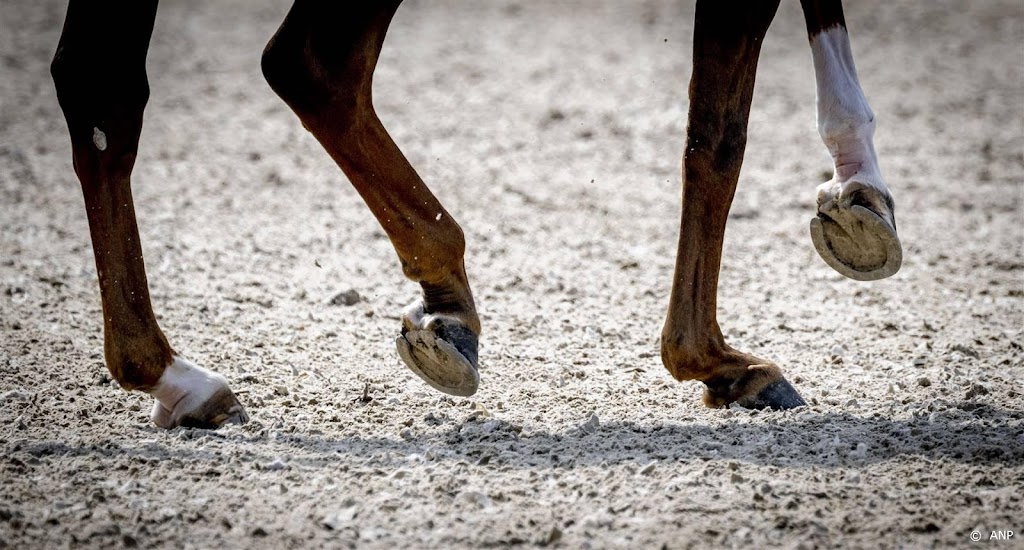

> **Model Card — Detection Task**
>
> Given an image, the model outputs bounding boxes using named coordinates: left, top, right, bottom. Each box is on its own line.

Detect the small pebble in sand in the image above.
left=917, top=377, right=931, bottom=387
left=457, top=491, right=492, bottom=509
left=322, top=507, right=357, bottom=531
left=966, top=383, right=989, bottom=399
left=579, top=412, right=600, bottom=434
left=546, top=526, right=563, bottom=545
left=830, top=345, right=845, bottom=357
left=0, top=390, right=29, bottom=402
left=264, top=458, right=288, bottom=471
left=849, top=442, right=869, bottom=459
left=329, top=289, right=361, bottom=306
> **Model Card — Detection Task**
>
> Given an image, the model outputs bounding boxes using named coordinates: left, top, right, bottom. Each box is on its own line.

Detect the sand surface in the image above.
left=1, top=1, right=1022, bottom=548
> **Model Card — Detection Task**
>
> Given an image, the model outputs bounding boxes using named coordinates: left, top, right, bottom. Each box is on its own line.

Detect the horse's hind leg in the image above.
left=262, top=1, right=481, bottom=396
left=51, top=0, right=247, bottom=428
left=661, top=0, right=806, bottom=409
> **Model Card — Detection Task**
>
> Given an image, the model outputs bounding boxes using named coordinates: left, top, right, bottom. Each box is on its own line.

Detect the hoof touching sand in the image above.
left=735, top=378, right=807, bottom=410
left=150, top=356, right=249, bottom=429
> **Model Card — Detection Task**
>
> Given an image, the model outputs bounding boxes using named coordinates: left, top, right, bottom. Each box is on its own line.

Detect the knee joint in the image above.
left=261, top=34, right=368, bottom=127
left=51, top=50, right=150, bottom=129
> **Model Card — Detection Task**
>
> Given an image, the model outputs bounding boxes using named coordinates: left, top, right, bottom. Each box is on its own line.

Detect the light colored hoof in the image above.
left=150, top=356, right=249, bottom=429
left=397, top=300, right=480, bottom=397
left=810, top=182, right=902, bottom=281
left=396, top=329, right=479, bottom=397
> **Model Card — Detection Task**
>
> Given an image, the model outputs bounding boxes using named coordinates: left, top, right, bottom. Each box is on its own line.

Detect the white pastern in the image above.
left=401, top=300, right=427, bottom=331
left=401, top=300, right=464, bottom=333
left=150, top=355, right=230, bottom=428
left=810, top=27, right=890, bottom=199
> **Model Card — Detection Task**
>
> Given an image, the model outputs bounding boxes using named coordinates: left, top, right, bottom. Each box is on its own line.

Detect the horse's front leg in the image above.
left=660, top=0, right=806, bottom=409
left=51, top=0, right=247, bottom=428
left=802, top=0, right=902, bottom=281
left=262, top=1, right=481, bottom=396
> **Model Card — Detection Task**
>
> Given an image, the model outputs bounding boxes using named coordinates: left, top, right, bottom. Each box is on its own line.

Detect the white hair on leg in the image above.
left=150, top=356, right=235, bottom=428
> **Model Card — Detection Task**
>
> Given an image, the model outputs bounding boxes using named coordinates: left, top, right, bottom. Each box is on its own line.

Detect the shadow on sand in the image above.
left=16, top=402, right=1024, bottom=471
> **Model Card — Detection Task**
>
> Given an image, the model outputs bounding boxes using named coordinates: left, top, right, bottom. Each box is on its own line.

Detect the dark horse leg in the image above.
left=660, top=0, right=806, bottom=409
left=51, top=0, right=247, bottom=428
left=262, top=1, right=482, bottom=396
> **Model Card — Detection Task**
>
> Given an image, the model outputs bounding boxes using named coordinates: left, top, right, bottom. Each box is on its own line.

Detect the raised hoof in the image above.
left=396, top=304, right=480, bottom=397
left=810, top=182, right=902, bottom=281
left=150, top=356, right=249, bottom=429
left=734, top=378, right=807, bottom=410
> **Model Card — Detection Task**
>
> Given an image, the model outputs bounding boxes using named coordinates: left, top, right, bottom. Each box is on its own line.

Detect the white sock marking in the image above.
left=810, top=27, right=889, bottom=197
left=150, top=355, right=228, bottom=426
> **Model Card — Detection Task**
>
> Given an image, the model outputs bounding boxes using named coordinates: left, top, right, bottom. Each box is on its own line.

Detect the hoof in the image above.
left=810, top=180, right=902, bottom=281
left=150, top=356, right=249, bottom=429
left=396, top=302, right=479, bottom=397
left=734, top=378, right=806, bottom=410
left=703, top=363, right=805, bottom=410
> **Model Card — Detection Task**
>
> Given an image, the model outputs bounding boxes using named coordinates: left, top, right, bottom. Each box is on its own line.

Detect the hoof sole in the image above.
left=810, top=204, right=902, bottom=281
left=396, top=328, right=479, bottom=397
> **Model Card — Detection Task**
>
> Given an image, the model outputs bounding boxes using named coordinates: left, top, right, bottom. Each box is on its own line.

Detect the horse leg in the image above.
left=51, top=0, right=247, bottom=428
left=262, top=1, right=481, bottom=396
left=660, top=0, right=806, bottom=409
left=802, top=0, right=902, bottom=280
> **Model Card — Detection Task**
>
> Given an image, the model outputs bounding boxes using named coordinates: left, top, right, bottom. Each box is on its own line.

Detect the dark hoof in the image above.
left=735, top=378, right=807, bottom=410
left=152, top=387, right=249, bottom=429
left=397, top=319, right=479, bottom=397
left=178, top=388, right=250, bottom=429
left=150, top=356, right=250, bottom=429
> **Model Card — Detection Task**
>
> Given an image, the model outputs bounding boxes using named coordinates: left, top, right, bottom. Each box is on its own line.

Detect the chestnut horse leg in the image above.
left=802, top=0, right=901, bottom=280
left=52, top=0, right=247, bottom=428
left=262, top=1, right=481, bottom=396
left=661, top=0, right=806, bottom=409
